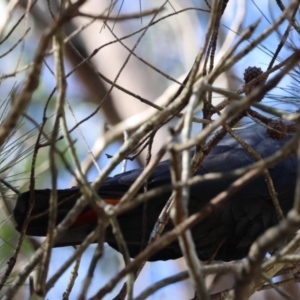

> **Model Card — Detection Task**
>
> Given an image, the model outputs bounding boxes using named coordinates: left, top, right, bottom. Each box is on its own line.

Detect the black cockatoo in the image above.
left=13, top=123, right=297, bottom=261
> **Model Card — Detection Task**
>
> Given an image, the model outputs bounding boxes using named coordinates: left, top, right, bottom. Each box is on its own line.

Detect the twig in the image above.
left=36, top=21, right=67, bottom=295
left=172, top=95, right=208, bottom=299
left=79, top=6, right=164, bottom=21
left=62, top=253, right=81, bottom=300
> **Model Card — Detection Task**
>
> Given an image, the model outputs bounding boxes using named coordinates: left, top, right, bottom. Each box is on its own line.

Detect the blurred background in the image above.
left=0, top=0, right=299, bottom=299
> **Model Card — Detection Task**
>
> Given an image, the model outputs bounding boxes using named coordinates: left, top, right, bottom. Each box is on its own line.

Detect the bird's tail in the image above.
left=13, top=188, right=119, bottom=246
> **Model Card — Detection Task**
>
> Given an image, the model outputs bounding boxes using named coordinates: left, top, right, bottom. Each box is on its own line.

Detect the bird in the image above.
left=13, top=123, right=297, bottom=262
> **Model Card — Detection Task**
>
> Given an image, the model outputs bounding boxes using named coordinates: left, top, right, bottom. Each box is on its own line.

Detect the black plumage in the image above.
left=13, top=123, right=297, bottom=261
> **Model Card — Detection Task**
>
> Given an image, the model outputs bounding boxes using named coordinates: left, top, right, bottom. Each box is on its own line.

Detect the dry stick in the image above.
left=89, top=133, right=298, bottom=299
left=109, top=211, right=135, bottom=300
left=144, top=129, right=191, bottom=244
left=0, top=178, right=20, bottom=195
left=141, top=130, right=156, bottom=252
left=201, top=84, right=242, bottom=100
left=113, top=132, right=160, bottom=300
left=106, top=24, right=181, bottom=85
left=126, top=113, right=185, bottom=163
left=1, top=9, right=96, bottom=286
left=202, top=0, right=220, bottom=74
left=134, top=263, right=240, bottom=300
left=275, top=0, right=300, bottom=35
left=276, top=0, right=285, bottom=11
left=275, top=263, right=300, bottom=275
left=0, top=0, right=37, bottom=46
left=251, top=102, right=295, bottom=121
left=192, top=0, right=220, bottom=171
left=253, top=233, right=300, bottom=295
left=52, top=34, right=103, bottom=299
left=134, top=271, right=189, bottom=300
left=267, top=5, right=298, bottom=71
left=211, top=19, right=260, bottom=80
left=246, top=108, right=273, bottom=126
left=265, top=236, right=300, bottom=268
left=261, top=273, right=294, bottom=300
left=2, top=11, right=102, bottom=300
left=0, top=0, right=22, bottom=39
left=0, top=28, right=30, bottom=59
left=78, top=6, right=164, bottom=21
left=232, top=211, right=300, bottom=300
left=0, top=63, right=32, bottom=80
left=13, top=0, right=31, bottom=71
left=36, top=27, right=67, bottom=295
left=110, top=6, right=176, bottom=299
left=209, top=0, right=228, bottom=74
left=98, top=71, right=209, bottom=125
left=259, top=277, right=300, bottom=292
left=78, top=224, right=106, bottom=300
left=62, top=253, right=81, bottom=300
left=173, top=95, right=208, bottom=300
left=203, top=0, right=228, bottom=121
left=46, top=225, right=102, bottom=292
